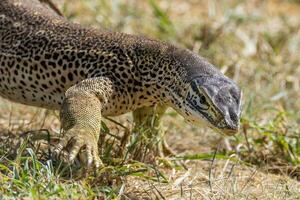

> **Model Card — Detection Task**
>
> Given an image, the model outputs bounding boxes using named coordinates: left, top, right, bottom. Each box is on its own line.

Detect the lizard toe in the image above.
left=86, top=146, right=93, bottom=168
left=91, top=143, right=102, bottom=168
left=53, top=134, right=73, bottom=159
left=68, top=140, right=83, bottom=163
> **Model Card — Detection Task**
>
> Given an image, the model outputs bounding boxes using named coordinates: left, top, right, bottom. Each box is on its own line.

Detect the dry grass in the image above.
left=1, top=0, right=300, bottom=199
left=1, top=99, right=299, bottom=199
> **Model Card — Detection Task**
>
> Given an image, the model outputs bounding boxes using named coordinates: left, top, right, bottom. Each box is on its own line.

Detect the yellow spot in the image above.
left=13, top=2, right=22, bottom=7
left=13, top=22, right=21, bottom=27
left=36, top=30, right=46, bottom=35
left=52, top=19, right=62, bottom=24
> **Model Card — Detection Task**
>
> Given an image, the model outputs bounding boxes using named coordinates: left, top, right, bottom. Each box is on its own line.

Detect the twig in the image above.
left=150, top=181, right=166, bottom=200
left=240, top=168, right=258, bottom=193
left=208, top=144, right=219, bottom=192
left=243, top=123, right=252, bottom=153
left=105, top=117, right=128, bottom=130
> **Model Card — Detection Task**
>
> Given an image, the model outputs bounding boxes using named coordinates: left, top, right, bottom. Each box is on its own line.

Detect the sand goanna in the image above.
left=0, top=0, right=242, bottom=168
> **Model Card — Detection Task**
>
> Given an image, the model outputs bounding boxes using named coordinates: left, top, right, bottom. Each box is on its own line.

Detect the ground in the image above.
left=0, top=0, right=300, bottom=199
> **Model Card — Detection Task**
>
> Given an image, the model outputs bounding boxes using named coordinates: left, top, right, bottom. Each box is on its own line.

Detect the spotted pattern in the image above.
left=0, top=1, right=179, bottom=112
left=0, top=0, right=242, bottom=133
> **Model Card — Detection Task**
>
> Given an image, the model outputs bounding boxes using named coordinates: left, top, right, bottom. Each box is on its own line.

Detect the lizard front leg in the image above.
left=54, top=77, right=113, bottom=168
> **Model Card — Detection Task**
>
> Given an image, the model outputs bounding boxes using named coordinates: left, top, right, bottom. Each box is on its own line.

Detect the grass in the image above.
left=1, top=0, right=300, bottom=199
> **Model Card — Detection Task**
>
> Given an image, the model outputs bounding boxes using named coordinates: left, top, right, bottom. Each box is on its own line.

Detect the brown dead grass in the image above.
left=126, top=161, right=300, bottom=199
left=1, top=0, right=300, bottom=199
left=1, top=97, right=299, bottom=199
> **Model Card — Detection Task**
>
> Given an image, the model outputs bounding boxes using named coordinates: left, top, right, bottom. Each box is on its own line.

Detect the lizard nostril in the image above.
left=230, top=112, right=238, bottom=124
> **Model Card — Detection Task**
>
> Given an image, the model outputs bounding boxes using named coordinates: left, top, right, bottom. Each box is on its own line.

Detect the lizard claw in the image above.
left=53, top=129, right=103, bottom=169
left=84, top=138, right=103, bottom=168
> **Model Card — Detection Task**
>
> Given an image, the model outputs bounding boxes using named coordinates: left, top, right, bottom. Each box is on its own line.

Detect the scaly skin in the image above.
left=0, top=0, right=242, bottom=168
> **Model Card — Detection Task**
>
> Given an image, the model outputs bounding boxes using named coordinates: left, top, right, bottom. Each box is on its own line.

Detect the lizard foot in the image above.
left=160, top=137, right=176, bottom=157
left=53, top=127, right=103, bottom=169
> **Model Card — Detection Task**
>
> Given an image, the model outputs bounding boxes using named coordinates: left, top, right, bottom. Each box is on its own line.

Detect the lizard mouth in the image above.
left=207, top=126, right=237, bottom=136
left=222, top=127, right=239, bottom=135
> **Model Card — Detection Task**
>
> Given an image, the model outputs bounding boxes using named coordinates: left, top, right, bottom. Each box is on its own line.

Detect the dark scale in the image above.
left=0, top=0, right=242, bottom=168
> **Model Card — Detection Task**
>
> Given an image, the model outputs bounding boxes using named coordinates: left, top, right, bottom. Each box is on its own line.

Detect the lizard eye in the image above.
left=199, top=95, right=206, bottom=104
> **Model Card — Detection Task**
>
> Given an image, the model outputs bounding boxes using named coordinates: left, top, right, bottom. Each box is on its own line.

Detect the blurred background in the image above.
left=0, top=0, right=300, bottom=199
left=57, top=0, right=300, bottom=174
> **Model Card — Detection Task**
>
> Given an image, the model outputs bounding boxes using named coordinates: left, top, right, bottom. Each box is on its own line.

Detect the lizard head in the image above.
left=181, top=75, right=242, bottom=135
left=169, top=49, right=242, bottom=135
